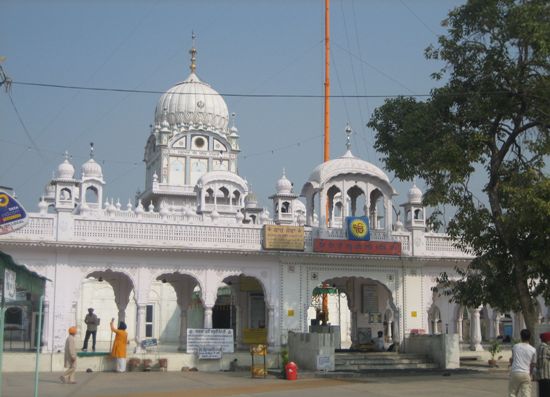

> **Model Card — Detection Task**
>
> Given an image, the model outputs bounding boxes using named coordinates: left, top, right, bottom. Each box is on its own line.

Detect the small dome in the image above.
left=408, top=183, right=423, bottom=204
left=245, top=191, right=258, bottom=208
left=276, top=170, right=292, bottom=194
left=44, top=183, right=55, bottom=199
left=81, top=158, right=103, bottom=179
left=155, top=72, right=229, bottom=134
left=57, top=158, right=75, bottom=179
left=303, top=150, right=393, bottom=192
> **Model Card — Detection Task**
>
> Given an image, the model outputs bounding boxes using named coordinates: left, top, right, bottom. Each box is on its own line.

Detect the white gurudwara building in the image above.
left=1, top=44, right=548, bottom=371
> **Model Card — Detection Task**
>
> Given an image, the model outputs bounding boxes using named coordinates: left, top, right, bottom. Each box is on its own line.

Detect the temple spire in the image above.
left=189, top=31, right=197, bottom=74
left=345, top=123, right=352, bottom=151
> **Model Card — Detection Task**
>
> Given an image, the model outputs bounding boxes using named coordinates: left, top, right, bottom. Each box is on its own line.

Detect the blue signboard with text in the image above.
left=0, top=191, right=28, bottom=235
left=346, top=216, right=370, bottom=241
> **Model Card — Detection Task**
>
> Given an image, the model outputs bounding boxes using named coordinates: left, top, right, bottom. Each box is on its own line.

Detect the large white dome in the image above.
left=155, top=72, right=229, bottom=134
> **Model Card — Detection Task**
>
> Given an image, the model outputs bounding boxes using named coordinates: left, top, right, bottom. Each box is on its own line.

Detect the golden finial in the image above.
left=189, top=31, right=197, bottom=73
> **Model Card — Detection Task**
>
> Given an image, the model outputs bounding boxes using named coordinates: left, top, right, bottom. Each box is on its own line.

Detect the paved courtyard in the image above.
left=1, top=369, right=540, bottom=397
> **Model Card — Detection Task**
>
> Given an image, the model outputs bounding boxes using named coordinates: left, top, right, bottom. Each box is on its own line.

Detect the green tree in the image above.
left=368, top=0, right=550, bottom=341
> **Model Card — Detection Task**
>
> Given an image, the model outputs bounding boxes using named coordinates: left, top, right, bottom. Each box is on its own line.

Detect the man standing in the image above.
left=82, top=307, right=99, bottom=352
left=509, top=328, right=536, bottom=397
left=60, top=326, right=77, bottom=384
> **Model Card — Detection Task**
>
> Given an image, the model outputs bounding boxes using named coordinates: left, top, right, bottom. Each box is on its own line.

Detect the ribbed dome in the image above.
left=81, top=158, right=103, bottom=179
left=155, top=73, right=229, bottom=134
left=408, top=183, right=423, bottom=204
left=57, top=158, right=75, bottom=179
left=245, top=191, right=258, bottom=208
left=307, top=150, right=390, bottom=186
left=276, top=170, right=292, bottom=194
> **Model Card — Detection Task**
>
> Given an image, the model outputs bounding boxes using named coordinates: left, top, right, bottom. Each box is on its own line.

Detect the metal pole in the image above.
left=33, top=295, right=44, bottom=397
left=0, top=303, right=5, bottom=397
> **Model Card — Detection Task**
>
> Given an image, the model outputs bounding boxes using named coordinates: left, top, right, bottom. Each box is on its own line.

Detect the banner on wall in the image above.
left=346, top=216, right=370, bottom=241
left=0, top=191, right=28, bottom=235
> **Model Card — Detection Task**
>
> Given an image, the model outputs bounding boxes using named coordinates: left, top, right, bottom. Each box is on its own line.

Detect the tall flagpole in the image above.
left=324, top=0, right=330, bottom=162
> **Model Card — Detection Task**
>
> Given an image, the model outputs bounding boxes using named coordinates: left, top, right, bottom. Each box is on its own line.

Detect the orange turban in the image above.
left=68, top=326, right=77, bottom=335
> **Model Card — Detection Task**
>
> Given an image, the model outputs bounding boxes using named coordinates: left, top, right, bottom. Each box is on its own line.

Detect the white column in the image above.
left=135, top=304, right=147, bottom=352
left=491, top=313, right=501, bottom=339
left=387, top=320, right=393, bottom=341
left=178, top=308, right=188, bottom=351
left=319, top=188, right=327, bottom=227
left=457, top=316, right=463, bottom=342
left=41, top=300, right=50, bottom=353
left=267, top=307, right=275, bottom=348
left=469, top=307, right=483, bottom=351
left=204, top=306, right=213, bottom=329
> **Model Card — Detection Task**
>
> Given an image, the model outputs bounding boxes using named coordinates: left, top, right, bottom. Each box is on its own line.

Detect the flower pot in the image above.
left=143, top=359, right=153, bottom=371
left=128, top=358, right=141, bottom=372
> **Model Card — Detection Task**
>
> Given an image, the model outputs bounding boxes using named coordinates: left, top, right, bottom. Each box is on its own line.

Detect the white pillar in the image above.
left=387, top=320, right=393, bottom=341
left=457, top=310, right=463, bottom=342
left=267, top=307, right=275, bottom=348
left=469, top=307, right=483, bottom=351
left=491, top=313, right=501, bottom=339
left=41, top=300, right=50, bottom=353
left=204, top=306, right=213, bottom=329
left=135, top=304, right=147, bottom=352
left=178, top=308, right=188, bottom=351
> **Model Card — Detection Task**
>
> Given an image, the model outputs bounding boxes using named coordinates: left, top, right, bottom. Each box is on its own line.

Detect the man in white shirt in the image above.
left=373, top=331, right=386, bottom=352
left=509, top=328, right=537, bottom=397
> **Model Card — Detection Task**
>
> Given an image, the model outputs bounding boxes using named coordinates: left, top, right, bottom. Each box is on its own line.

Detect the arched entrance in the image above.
left=307, top=276, right=398, bottom=351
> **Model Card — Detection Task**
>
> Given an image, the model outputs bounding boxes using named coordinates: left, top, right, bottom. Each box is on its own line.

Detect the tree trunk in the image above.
left=515, top=265, right=538, bottom=345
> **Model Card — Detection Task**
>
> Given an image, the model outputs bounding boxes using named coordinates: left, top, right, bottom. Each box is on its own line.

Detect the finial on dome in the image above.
left=63, top=150, right=69, bottom=161
left=89, top=142, right=95, bottom=159
left=231, top=112, right=236, bottom=128
left=189, top=31, right=197, bottom=74
left=345, top=123, right=352, bottom=151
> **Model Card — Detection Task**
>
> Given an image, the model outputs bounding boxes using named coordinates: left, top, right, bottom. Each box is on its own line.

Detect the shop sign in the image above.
left=0, top=191, right=28, bottom=235
left=313, top=239, right=401, bottom=256
left=263, top=225, right=304, bottom=251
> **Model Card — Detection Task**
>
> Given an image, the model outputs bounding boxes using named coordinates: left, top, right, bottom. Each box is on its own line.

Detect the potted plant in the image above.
left=488, top=340, right=502, bottom=367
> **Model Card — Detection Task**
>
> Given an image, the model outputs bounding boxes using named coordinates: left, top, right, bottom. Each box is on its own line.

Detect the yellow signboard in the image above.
left=287, top=309, right=295, bottom=317
left=411, top=311, right=417, bottom=318
left=263, top=225, right=305, bottom=251
left=243, top=328, right=267, bottom=344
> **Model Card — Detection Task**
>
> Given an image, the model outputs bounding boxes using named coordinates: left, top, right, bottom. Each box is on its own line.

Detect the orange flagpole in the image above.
left=324, top=0, right=330, bottom=162
left=324, top=0, right=331, bottom=225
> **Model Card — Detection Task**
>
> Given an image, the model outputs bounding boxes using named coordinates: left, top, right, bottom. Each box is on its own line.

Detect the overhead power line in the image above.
left=11, top=80, right=516, bottom=99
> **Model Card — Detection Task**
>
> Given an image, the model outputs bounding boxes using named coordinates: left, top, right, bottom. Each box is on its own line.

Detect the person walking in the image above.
left=509, top=328, right=537, bottom=397
left=110, top=318, right=128, bottom=372
left=82, top=307, right=99, bottom=352
left=60, top=326, right=77, bottom=384
left=537, top=332, right=550, bottom=397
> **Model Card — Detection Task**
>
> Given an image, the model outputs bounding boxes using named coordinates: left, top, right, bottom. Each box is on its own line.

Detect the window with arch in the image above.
left=60, top=188, right=71, bottom=200
left=85, top=186, right=98, bottom=203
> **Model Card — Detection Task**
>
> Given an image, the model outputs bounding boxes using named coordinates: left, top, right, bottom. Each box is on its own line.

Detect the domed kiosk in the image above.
left=301, top=126, right=396, bottom=235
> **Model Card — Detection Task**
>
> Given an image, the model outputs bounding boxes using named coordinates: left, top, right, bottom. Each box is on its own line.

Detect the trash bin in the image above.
left=285, top=361, right=297, bottom=380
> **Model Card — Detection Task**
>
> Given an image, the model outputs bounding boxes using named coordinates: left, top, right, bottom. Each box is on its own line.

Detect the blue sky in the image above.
left=1, top=0, right=465, bottom=218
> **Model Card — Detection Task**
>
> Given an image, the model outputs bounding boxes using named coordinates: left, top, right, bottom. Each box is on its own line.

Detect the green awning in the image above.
left=0, top=251, right=48, bottom=298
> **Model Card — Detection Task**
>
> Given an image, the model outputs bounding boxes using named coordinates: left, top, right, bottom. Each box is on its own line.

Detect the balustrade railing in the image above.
left=0, top=212, right=471, bottom=258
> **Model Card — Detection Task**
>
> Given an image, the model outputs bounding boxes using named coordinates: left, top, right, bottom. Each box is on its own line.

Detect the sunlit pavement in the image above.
left=2, top=369, right=539, bottom=397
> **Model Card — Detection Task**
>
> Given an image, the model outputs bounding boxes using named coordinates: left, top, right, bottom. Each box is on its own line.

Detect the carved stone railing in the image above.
left=0, top=212, right=471, bottom=258
left=425, top=234, right=470, bottom=257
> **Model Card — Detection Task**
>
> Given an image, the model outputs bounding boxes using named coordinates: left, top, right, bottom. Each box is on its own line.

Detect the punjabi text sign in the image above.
left=186, top=328, right=234, bottom=354
left=313, top=239, right=401, bottom=256
left=263, top=225, right=304, bottom=251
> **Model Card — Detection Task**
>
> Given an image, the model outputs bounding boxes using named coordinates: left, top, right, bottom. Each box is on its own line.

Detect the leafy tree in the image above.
left=368, top=0, right=550, bottom=341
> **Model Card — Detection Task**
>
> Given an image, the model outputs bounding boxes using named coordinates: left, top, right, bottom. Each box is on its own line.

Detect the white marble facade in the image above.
left=2, top=45, right=547, bottom=355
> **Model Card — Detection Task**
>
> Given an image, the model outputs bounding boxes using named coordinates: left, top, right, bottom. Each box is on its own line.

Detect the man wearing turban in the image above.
left=60, top=326, right=77, bottom=384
